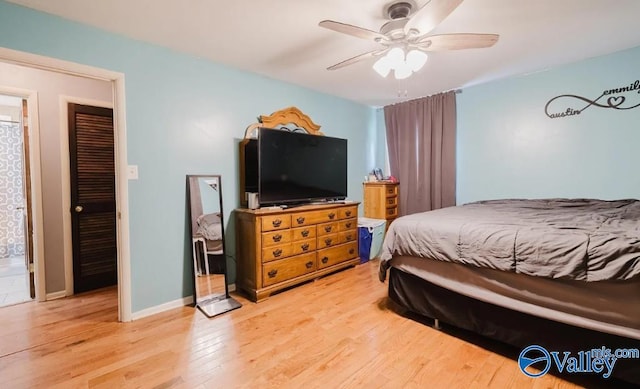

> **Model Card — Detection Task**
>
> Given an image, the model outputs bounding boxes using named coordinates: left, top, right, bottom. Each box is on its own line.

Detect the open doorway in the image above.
left=0, top=47, right=132, bottom=321
left=0, top=94, right=33, bottom=307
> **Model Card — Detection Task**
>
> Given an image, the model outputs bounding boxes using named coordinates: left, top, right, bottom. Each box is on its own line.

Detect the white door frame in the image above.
left=0, top=86, right=45, bottom=303
left=0, top=47, right=132, bottom=322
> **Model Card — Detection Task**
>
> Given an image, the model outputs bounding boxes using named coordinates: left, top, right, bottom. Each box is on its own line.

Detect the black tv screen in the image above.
left=258, top=128, right=347, bottom=206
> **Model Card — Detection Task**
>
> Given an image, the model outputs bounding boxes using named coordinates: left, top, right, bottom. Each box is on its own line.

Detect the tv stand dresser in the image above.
left=235, top=203, right=359, bottom=302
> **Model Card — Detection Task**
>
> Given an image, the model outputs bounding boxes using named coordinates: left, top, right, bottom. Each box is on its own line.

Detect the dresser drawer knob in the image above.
left=346, top=235, right=352, bottom=241
left=305, top=261, right=313, bottom=269
left=324, top=238, right=332, bottom=246
left=273, top=248, right=283, bottom=257
left=349, top=248, right=355, bottom=255
left=296, top=216, right=305, bottom=224
left=301, top=243, right=310, bottom=251
left=321, top=257, right=329, bottom=264
left=301, top=229, right=310, bottom=237
left=345, top=210, right=352, bottom=217
left=272, top=219, right=282, bottom=227
left=328, top=212, right=336, bottom=220
left=272, top=234, right=282, bottom=242
left=345, top=222, right=352, bottom=228
left=268, top=269, right=278, bottom=278
left=324, top=226, right=332, bottom=233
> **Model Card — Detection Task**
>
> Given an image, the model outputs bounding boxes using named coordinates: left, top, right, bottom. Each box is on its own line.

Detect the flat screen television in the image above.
left=256, top=127, right=347, bottom=206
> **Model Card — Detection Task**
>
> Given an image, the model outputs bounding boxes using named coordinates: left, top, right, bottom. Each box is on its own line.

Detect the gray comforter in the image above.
left=379, top=199, right=640, bottom=282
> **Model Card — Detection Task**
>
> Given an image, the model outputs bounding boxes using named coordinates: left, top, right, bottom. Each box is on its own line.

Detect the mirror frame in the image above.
left=186, top=174, right=241, bottom=317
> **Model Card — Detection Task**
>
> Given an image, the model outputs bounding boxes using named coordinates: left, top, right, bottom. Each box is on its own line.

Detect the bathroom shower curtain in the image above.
left=0, top=120, right=25, bottom=258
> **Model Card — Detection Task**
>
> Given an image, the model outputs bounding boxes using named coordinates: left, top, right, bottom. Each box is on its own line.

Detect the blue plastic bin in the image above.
left=358, top=217, right=386, bottom=263
left=358, top=227, right=372, bottom=263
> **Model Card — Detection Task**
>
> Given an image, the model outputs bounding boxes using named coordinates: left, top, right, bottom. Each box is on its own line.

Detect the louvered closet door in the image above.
left=68, top=104, right=117, bottom=293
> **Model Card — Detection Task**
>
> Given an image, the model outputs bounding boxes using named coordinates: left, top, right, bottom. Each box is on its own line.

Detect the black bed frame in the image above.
left=388, top=267, right=640, bottom=386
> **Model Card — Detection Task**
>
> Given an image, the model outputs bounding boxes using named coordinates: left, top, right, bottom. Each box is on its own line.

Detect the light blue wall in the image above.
left=197, top=177, right=220, bottom=216
left=0, top=1, right=376, bottom=313
left=457, top=45, right=640, bottom=204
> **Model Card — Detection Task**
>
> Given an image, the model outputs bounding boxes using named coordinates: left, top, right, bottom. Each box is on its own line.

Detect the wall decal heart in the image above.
left=607, top=96, right=625, bottom=107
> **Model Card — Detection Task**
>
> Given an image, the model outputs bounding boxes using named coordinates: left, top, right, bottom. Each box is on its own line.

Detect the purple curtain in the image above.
left=384, top=91, right=456, bottom=216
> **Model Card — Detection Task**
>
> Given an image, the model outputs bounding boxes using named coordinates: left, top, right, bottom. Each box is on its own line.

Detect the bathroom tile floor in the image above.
left=0, top=256, right=31, bottom=307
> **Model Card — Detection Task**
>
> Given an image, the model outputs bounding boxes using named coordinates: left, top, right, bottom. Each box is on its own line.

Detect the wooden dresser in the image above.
left=235, top=203, right=360, bottom=302
left=363, top=181, right=399, bottom=230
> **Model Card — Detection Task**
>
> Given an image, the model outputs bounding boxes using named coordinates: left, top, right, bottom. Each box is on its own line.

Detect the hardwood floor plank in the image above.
left=0, top=260, right=624, bottom=388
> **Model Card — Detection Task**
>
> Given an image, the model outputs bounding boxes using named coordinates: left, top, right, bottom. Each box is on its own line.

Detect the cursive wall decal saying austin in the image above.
left=545, top=79, right=640, bottom=119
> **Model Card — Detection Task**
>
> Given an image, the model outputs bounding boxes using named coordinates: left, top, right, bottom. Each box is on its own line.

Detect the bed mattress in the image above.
left=390, top=256, right=640, bottom=340
left=380, top=199, right=640, bottom=282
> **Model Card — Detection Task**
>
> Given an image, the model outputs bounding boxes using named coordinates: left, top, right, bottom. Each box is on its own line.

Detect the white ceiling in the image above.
left=7, top=0, right=640, bottom=106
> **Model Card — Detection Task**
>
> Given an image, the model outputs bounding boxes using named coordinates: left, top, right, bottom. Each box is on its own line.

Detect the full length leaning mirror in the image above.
left=187, top=175, right=241, bottom=317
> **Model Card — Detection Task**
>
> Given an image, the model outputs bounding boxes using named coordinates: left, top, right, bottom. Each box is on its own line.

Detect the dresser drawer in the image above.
left=385, top=196, right=398, bottom=207
left=339, top=230, right=357, bottom=244
left=338, top=218, right=356, bottom=231
left=317, top=233, right=339, bottom=249
left=263, top=252, right=316, bottom=287
left=386, top=206, right=398, bottom=219
left=317, top=242, right=358, bottom=269
left=317, top=221, right=339, bottom=236
left=262, top=230, right=292, bottom=247
left=385, top=185, right=398, bottom=196
left=338, top=206, right=357, bottom=220
left=261, top=214, right=291, bottom=232
left=291, top=225, right=316, bottom=241
left=261, top=243, right=293, bottom=263
left=291, top=238, right=316, bottom=256
left=291, top=209, right=339, bottom=227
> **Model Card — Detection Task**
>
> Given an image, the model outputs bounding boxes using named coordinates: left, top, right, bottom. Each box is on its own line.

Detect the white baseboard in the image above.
left=46, top=290, right=67, bottom=300
left=131, top=295, right=194, bottom=321
left=130, top=285, right=237, bottom=321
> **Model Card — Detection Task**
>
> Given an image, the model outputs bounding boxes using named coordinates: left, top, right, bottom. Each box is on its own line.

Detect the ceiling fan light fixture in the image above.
left=394, top=63, right=412, bottom=80
left=372, top=47, right=425, bottom=79
left=406, top=50, right=428, bottom=71
left=386, top=47, right=406, bottom=69
left=373, top=56, right=392, bottom=77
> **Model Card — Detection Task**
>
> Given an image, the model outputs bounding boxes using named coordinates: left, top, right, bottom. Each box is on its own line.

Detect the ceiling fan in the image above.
left=319, top=0, right=499, bottom=79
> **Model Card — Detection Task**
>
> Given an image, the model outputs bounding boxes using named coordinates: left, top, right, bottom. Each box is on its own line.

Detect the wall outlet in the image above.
left=127, top=165, right=138, bottom=180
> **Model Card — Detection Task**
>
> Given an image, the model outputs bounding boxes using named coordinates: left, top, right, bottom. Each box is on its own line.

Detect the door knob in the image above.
left=74, top=205, right=84, bottom=213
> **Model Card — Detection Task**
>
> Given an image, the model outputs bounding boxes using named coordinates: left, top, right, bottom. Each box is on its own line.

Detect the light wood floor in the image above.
left=195, top=273, right=226, bottom=301
left=0, top=261, right=624, bottom=388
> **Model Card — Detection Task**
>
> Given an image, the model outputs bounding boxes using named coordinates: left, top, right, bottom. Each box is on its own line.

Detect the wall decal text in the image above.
left=545, top=79, right=640, bottom=119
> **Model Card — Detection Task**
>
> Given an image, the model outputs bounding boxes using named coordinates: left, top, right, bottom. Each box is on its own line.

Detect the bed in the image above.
left=196, top=213, right=224, bottom=254
left=378, top=198, right=640, bottom=384
left=192, top=212, right=225, bottom=275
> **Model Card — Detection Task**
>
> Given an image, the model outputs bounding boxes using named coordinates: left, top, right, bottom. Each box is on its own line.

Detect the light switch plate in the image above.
left=127, top=165, right=138, bottom=180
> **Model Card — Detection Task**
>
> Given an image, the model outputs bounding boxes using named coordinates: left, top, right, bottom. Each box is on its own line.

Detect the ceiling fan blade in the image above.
left=405, top=0, right=464, bottom=35
left=319, top=20, right=386, bottom=41
left=327, top=49, right=389, bottom=70
left=415, top=33, right=499, bottom=51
